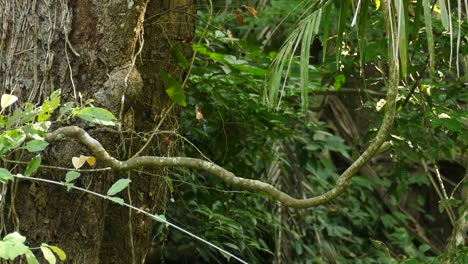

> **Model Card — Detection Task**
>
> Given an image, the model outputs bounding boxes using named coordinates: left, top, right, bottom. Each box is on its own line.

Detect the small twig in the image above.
left=399, top=57, right=429, bottom=110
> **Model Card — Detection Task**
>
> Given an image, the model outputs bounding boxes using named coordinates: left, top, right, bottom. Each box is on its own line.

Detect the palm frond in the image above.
left=266, top=8, right=322, bottom=111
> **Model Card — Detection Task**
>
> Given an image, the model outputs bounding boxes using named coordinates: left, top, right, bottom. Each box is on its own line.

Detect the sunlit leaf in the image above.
left=195, top=104, right=204, bottom=120
left=38, top=90, right=61, bottom=122
left=107, top=178, right=131, bottom=196
left=76, top=107, right=116, bottom=126
left=86, top=156, right=96, bottom=166
left=47, top=245, right=66, bottom=261
left=40, top=245, right=56, bottom=264
left=71, top=155, right=87, bottom=169
left=0, top=232, right=29, bottom=260
left=1, top=94, right=18, bottom=109
left=3, top=232, right=26, bottom=244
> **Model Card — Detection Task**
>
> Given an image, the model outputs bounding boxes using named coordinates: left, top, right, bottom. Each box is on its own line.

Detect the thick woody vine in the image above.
left=42, top=2, right=399, bottom=209
left=0, top=0, right=399, bottom=210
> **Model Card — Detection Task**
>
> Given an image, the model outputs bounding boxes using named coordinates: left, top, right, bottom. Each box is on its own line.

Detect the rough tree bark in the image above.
left=0, top=0, right=195, bottom=263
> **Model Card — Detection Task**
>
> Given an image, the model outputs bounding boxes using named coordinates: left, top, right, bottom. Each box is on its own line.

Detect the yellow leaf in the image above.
left=375, top=0, right=380, bottom=10
left=71, top=155, right=87, bottom=169
left=195, top=104, right=204, bottom=120
left=86, top=156, right=96, bottom=166
left=48, top=246, right=67, bottom=261
left=244, top=6, right=258, bottom=18
left=1, top=94, right=18, bottom=109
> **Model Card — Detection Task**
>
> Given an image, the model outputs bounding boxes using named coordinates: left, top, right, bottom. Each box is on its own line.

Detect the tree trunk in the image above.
left=0, top=0, right=195, bottom=263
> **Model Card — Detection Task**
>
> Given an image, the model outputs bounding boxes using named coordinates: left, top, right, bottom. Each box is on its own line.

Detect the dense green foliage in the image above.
left=0, top=1, right=466, bottom=263
left=157, top=1, right=467, bottom=263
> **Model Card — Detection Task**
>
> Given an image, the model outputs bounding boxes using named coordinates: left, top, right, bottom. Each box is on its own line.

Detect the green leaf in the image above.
left=76, top=107, right=116, bottom=126
left=267, top=10, right=322, bottom=109
left=0, top=241, right=29, bottom=260
left=25, top=155, right=41, bottom=177
left=48, top=246, right=66, bottom=261
left=438, top=0, right=450, bottom=30
left=223, top=242, right=240, bottom=251
left=108, top=197, right=124, bottom=205
left=0, top=232, right=29, bottom=260
left=300, top=10, right=321, bottom=112
left=64, top=183, right=74, bottom=192
left=65, top=171, right=81, bottom=183
left=170, top=44, right=190, bottom=69
left=192, top=43, right=207, bottom=54
left=25, top=250, right=40, bottom=264
left=0, top=129, right=26, bottom=155
left=153, top=214, right=167, bottom=224
left=0, top=168, right=14, bottom=183
left=352, top=176, right=373, bottom=190
left=40, top=245, right=56, bottom=264
left=422, top=0, right=435, bottom=77
left=333, top=73, right=346, bottom=90
left=162, top=72, right=187, bottom=107
left=25, top=140, right=49, bottom=152
left=395, top=0, right=409, bottom=77
left=107, top=178, right=131, bottom=196
left=233, top=64, right=267, bottom=76
left=3, top=232, right=26, bottom=244
left=38, top=90, right=61, bottom=122
left=58, top=102, right=75, bottom=120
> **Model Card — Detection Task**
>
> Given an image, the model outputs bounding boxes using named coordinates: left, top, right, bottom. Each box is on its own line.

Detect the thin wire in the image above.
left=13, top=174, right=248, bottom=264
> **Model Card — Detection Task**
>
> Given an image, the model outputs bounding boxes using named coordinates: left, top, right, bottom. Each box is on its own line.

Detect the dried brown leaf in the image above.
left=234, top=9, right=244, bottom=25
